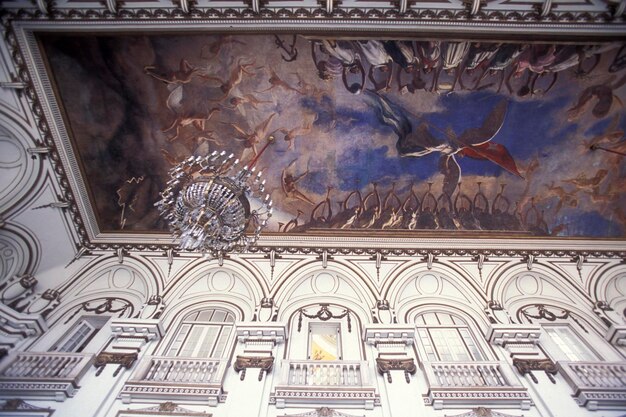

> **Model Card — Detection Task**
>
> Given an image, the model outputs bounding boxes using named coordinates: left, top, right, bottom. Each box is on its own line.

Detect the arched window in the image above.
left=165, top=308, right=235, bottom=358
left=415, top=311, right=485, bottom=361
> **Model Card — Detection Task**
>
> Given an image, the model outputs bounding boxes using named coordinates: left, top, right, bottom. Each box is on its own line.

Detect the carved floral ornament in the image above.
left=512, top=357, right=558, bottom=384
left=520, top=304, right=587, bottom=332
left=117, top=401, right=212, bottom=416
left=375, top=357, right=417, bottom=383
left=0, top=399, right=53, bottom=415
left=233, top=355, right=274, bottom=381
left=94, top=352, right=139, bottom=377
left=444, top=408, right=524, bottom=417
left=297, top=304, right=352, bottom=332
left=64, top=297, right=135, bottom=324
left=281, top=408, right=364, bottom=417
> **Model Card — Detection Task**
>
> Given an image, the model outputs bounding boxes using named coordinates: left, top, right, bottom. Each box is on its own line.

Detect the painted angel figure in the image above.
left=367, top=91, right=523, bottom=196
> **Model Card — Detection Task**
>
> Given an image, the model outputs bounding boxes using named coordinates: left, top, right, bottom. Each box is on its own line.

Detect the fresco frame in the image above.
left=6, top=12, right=626, bottom=255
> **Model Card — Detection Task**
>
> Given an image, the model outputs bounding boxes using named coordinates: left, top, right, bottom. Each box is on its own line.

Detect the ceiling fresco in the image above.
left=39, top=34, right=626, bottom=238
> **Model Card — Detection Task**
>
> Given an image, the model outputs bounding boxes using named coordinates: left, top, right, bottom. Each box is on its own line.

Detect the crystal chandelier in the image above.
left=156, top=140, right=273, bottom=254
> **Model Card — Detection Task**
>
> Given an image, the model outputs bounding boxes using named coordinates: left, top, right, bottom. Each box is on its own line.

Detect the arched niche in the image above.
left=386, top=263, right=487, bottom=329
left=165, top=260, right=263, bottom=322
left=47, top=256, right=162, bottom=325
left=272, top=261, right=377, bottom=323
left=406, top=304, right=495, bottom=361
left=489, top=263, right=600, bottom=326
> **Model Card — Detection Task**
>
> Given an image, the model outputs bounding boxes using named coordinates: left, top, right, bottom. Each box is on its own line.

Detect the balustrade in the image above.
left=273, top=360, right=378, bottom=409
left=143, top=357, right=222, bottom=384
left=558, top=361, right=626, bottom=410
left=429, top=362, right=506, bottom=387
left=422, top=361, right=531, bottom=410
left=0, top=352, right=94, bottom=401
left=120, top=356, right=227, bottom=406
left=287, top=360, right=363, bottom=386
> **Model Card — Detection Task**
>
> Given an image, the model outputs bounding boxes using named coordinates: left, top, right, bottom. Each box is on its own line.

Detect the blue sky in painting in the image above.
left=558, top=211, right=624, bottom=237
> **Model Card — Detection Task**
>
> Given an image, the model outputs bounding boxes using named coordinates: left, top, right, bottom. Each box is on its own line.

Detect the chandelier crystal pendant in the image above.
left=156, top=141, right=273, bottom=255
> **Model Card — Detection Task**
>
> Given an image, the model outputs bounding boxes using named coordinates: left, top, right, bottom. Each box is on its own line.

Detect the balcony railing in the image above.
left=0, top=352, right=94, bottom=401
left=558, top=361, right=626, bottom=410
left=422, top=361, right=531, bottom=410
left=272, top=360, right=378, bottom=409
left=287, top=360, right=364, bottom=386
left=120, top=356, right=227, bottom=406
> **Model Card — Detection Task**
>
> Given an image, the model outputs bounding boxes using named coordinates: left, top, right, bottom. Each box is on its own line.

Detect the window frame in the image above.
left=49, top=315, right=110, bottom=353
left=414, top=311, right=486, bottom=362
left=542, top=324, right=601, bottom=362
left=163, top=307, right=236, bottom=359
left=307, top=322, right=342, bottom=361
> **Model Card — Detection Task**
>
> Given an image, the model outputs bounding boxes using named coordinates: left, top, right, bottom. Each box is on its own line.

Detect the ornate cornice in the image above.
left=1, top=3, right=625, bottom=29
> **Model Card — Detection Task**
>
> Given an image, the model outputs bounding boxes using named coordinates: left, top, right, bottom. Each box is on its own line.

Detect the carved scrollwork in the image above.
left=512, top=358, right=558, bottom=383
left=520, top=304, right=586, bottom=332
left=94, top=351, right=138, bottom=377
left=297, top=304, right=351, bottom=332
left=375, top=357, right=416, bottom=383
left=0, top=399, right=53, bottom=414
left=64, top=297, right=134, bottom=324
left=233, top=355, right=274, bottom=381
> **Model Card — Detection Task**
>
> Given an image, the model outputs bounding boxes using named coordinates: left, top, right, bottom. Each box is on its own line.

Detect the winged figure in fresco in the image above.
left=223, top=113, right=277, bottom=156
left=367, top=91, right=522, bottom=196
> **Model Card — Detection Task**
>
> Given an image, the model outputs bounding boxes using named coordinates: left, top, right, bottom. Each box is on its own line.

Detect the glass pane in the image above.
left=459, top=328, right=483, bottom=360
left=430, top=328, right=471, bottom=361
left=197, top=325, right=219, bottom=357
left=418, top=328, right=437, bottom=361
left=166, top=323, right=191, bottom=356
left=179, top=325, right=205, bottom=357
left=437, top=313, right=454, bottom=325
left=197, top=309, right=215, bottom=321
left=212, top=310, right=227, bottom=322
left=545, top=326, right=597, bottom=361
left=309, top=325, right=340, bottom=360
left=56, top=322, right=96, bottom=352
left=212, top=325, right=232, bottom=357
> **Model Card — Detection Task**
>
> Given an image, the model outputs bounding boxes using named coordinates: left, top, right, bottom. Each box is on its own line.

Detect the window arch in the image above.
left=415, top=311, right=485, bottom=362
left=164, top=307, right=235, bottom=358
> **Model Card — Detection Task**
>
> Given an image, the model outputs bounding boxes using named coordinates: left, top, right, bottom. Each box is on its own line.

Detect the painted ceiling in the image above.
left=39, top=33, right=626, bottom=238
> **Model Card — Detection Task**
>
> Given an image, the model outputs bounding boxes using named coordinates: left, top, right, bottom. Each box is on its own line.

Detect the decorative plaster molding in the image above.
left=280, top=407, right=365, bottom=417
left=424, top=390, right=532, bottom=411
left=117, top=402, right=212, bottom=416
left=236, top=322, right=286, bottom=344
left=444, top=408, right=524, bottom=417
left=363, top=325, right=414, bottom=346
left=375, top=357, right=416, bottom=383
left=487, top=324, right=542, bottom=346
left=0, top=303, right=47, bottom=340
left=110, top=318, right=164, bottom=341
left=233, top=355, right=274, bottom=381
left=271, top=387, right=379, bottom=410
left=1, top=2, right=624, bottom=27
left=512, top=358, right=558, bottom=384
left=605, top=324, right=626, bottom=346
left=0, top=399, right=53, bottom=415
left=94, top=352, right=139, bottom=377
